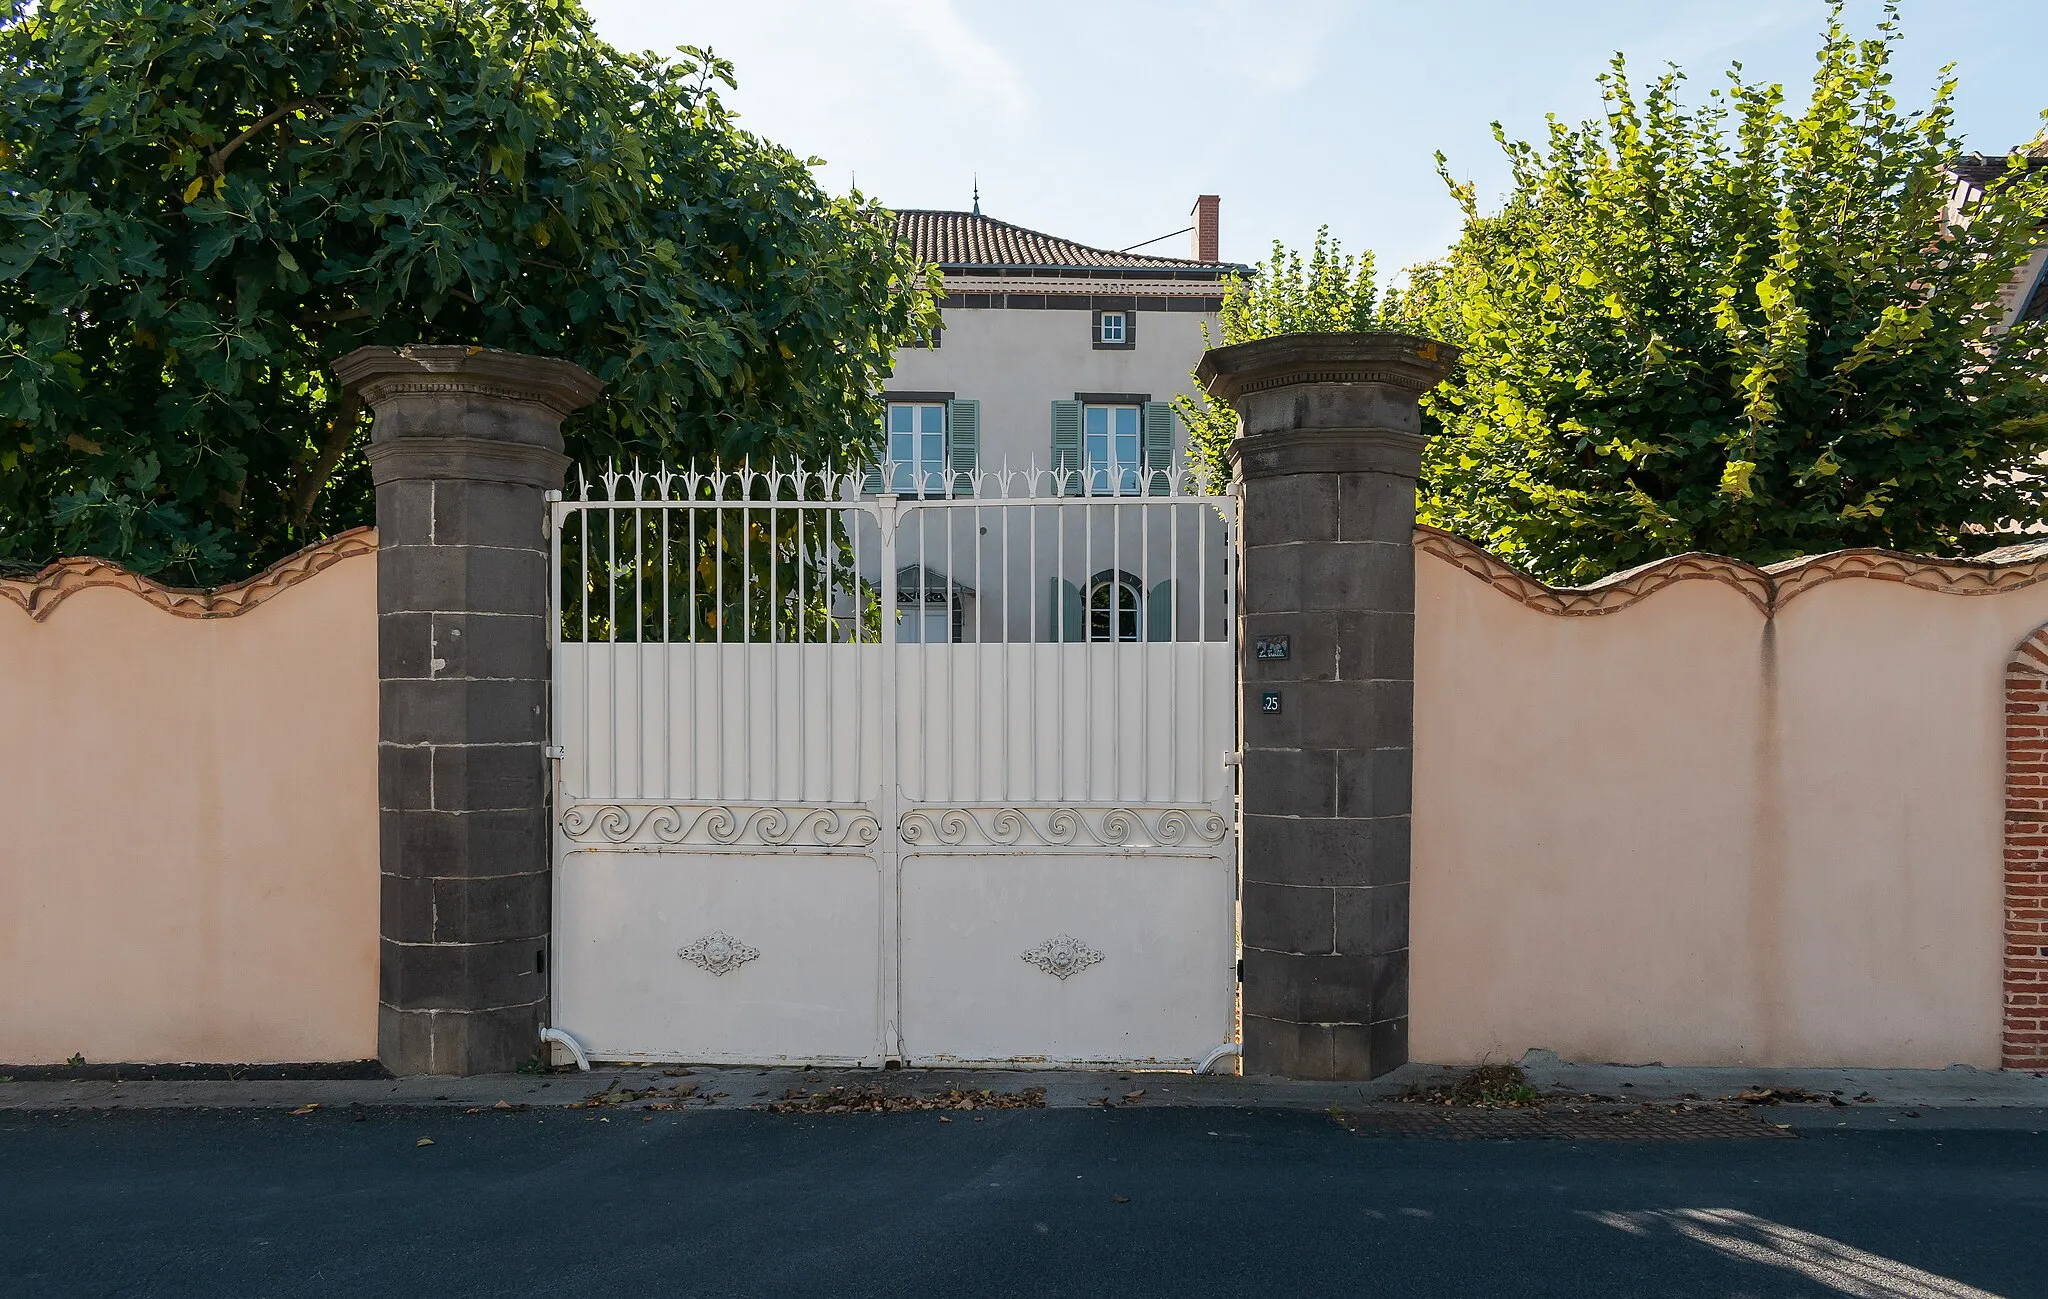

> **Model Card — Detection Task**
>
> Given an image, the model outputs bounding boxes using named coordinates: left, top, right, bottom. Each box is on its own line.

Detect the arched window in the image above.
left=1088, top=574, right=1142, bottom=643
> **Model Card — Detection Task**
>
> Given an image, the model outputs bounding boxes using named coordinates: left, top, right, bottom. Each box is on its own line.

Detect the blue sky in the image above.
left=581, top=0, right=2046, bottom=281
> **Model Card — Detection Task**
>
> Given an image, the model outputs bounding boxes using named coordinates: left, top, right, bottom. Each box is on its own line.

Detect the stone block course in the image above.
left=1299, top=541, right=1412, bottom=613
left=1333, top=882, right=1409, bottom=956
left=1242, top=881, right=1335, bottom=956
left=376, top=1003, right=546, bottom=1079
left=429, top=478, right=552, bottom=550
left=377, top=544, right=549, bottom=618
left=428, top=743, right=549, bottom=812
left=1337, top=472, right=1419, bottom=543
left=1239, top=544, right=1302, bottom=616
left=1335, top=748, right=1413, bottom=820
left=1241, top=474, right=1337, bottom=548
left=1241, top=949, right=1381, bottom=1023
left=1241, top=750, right=1335, bottom=818
left=1335, top=610, right=1414, bottom=682
left=379, top=678, right=548, bottom=746
left=1241, top=611, right=1337, bottom=683
left=379, top=935, right=547, bottom=1012
left=1241, top=812, right=1411, bottom=894
left=380, top=808, right=552, bottom=880
left=382, top=871, right=550, bottom=945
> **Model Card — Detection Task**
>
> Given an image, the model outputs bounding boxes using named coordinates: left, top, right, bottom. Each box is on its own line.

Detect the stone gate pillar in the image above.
left=1197, top=332, right=1456, bottom=1080
left=331, top=345, right=603, bottom=1076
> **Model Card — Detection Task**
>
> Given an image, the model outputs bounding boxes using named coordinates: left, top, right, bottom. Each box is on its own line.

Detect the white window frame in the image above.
left=887, top=402, right=947, bottom=495
left=1088, top=576, right=1142, bottom=643
left=1099, top=312, right=1127, bottom=345
left=1083, top=404, right=1141, bottom=495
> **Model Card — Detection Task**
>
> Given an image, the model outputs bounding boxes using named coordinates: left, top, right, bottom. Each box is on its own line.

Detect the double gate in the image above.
left=547, top=461, right=1237, bottom=1067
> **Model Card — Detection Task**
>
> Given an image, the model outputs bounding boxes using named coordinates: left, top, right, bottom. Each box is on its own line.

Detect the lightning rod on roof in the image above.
left=972, top=175, right=980, bottom=217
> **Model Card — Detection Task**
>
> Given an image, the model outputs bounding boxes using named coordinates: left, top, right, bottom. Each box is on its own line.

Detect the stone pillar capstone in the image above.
left=331, top=345, right=603, bottom=1076
left=1197, top=332, right=1457, bottom=1081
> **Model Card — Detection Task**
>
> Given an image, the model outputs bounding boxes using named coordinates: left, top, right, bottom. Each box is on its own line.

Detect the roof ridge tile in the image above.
left=892, top=208, right=1231, bottom=272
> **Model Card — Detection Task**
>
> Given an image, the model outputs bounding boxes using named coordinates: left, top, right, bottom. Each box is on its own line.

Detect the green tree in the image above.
left=1410, top=6, right=2048, bottom=583
left=0, top=0, right=935, bottom=584
left=1173, top=228, right=1389, bottom=493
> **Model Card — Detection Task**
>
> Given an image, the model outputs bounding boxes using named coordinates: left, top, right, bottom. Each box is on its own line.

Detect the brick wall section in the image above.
left=2005, top=628, right=2048, bottom=1068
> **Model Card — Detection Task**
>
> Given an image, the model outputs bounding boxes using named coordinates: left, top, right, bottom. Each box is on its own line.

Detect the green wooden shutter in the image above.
left=947, top=398, right=979, bottom=495
left=1146, top=580, right=1175, bottom=641
left=1141, top=401, right=1175, bottom=495
left=1050, top=577, right=1084, bottom=641
left=1051, top=400, right=1083, bottom=496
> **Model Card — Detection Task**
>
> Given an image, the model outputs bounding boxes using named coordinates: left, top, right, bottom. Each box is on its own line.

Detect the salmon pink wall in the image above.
left=0, top=533, right=378, bottom=1065
left=1410, top=530, right=2048, bottom=1070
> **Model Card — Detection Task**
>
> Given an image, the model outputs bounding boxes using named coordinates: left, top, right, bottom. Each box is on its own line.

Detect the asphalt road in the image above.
left=5, top=1106, right=2044, bottom=1298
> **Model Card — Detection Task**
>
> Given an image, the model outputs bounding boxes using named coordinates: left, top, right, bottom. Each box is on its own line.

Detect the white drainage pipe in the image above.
left=1194, top=1043, right=1242, bottom=1075
left=539, top=1026, right=592, bottom=1072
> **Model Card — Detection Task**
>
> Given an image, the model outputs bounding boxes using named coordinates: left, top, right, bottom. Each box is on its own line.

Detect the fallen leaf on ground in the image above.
left=576, top=1082, right=696, bottom=1108
left=1112, top=1195, right=1131, bottom=1204
left=1727, top=1087, right=1835, bottom=1106
left=766, top=1085, right=1047, bottom=1115
left=415, top=1137, right=434, bottom=1147
left=289, top=1104, right=320, bottom=1116
left=1123, top=1090, right=1145, bottom=1102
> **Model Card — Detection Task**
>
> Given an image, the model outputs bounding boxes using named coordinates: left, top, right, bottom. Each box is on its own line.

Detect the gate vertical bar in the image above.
left=876, top=492, right=902, bottom=1062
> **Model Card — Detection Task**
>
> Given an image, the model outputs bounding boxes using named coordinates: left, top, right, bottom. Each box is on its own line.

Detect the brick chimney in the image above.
left=1190, top=195, right=1220, bottom=263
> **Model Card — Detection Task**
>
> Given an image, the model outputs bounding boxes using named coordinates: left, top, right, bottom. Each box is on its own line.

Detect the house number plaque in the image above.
left=1255, top=636, right=1290, bottom=661
left=1260, top=691, right=1282, bottom=714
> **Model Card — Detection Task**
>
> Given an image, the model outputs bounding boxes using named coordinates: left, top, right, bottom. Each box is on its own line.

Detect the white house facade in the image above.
left=864, top=198, right=1242, bottom=645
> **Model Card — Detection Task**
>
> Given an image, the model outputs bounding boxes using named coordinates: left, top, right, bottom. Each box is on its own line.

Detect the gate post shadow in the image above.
left=332, top=345, right=603, bottom=1077
left=1198, top=332, right=1456, bottom=1080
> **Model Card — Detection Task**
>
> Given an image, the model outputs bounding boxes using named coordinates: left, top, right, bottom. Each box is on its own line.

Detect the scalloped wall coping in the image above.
left=1415, top=524, right=2048, bottom=618
left=0, top=527, right=377, bottom=622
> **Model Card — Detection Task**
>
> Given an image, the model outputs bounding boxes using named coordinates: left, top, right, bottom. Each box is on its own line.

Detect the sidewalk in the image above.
left=5, top=1051, right=2046, bottom=1130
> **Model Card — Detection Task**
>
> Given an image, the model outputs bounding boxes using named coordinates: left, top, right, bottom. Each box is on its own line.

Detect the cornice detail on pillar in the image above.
left=364, top=435, right=574, bottom=489
left=1415, top=523, right=2048, bottom=618
left=331, top=344, right=605, bottom=417
left=1229, top=427, right=1427, bottom=480
left=1196, top=331, right=1459, bottom=403
left=1, top=526, right=376, bottom=622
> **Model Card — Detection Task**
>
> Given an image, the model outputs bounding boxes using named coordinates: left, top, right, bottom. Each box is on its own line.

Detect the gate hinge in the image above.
left=544, top=745, right=567, bottom=761
left=1235, top=958, right=1244, bottom=984
left=1221, top=750, right=1242, bottom=769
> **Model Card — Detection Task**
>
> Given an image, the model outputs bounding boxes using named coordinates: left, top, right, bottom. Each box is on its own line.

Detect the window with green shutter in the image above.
left=1050, top=400, right=1082, bottom=495
left=947, top=398, right=979, bottom=495
left=1049, top=577, right=1084, bottom=641
left=1141, top=402, right=1175, bottom=495
left=1147, top=580, right=1175, bottom=641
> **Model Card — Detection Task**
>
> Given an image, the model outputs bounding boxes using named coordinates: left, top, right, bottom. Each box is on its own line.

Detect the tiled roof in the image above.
left=1950, top=152, right=2048, bottom=188
left=893, top=209, right=1229, bottom=273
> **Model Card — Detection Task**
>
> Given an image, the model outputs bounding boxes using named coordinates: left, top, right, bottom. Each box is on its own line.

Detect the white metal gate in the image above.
left=547, top=460, right=1237, bottom=1067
